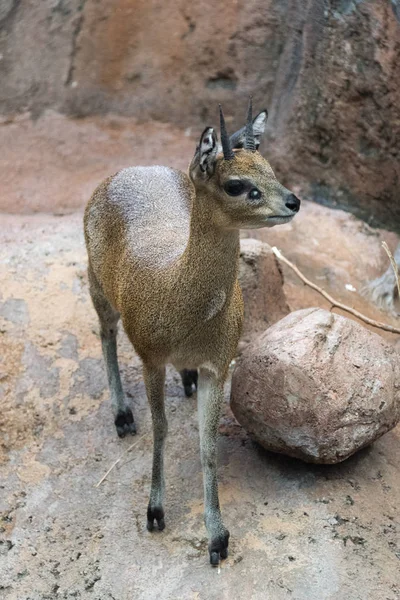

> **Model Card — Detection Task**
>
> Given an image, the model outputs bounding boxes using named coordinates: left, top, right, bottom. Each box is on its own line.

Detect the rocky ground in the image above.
left=1, top=114, right=400, bottom=599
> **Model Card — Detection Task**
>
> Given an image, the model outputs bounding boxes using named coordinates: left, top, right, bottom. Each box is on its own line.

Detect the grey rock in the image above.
left=231, top=308, right=400, bottom=463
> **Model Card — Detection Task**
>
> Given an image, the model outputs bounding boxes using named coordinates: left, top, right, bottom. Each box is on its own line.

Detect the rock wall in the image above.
left=1, top=0, right=399, bottom=230
left=268, top=0, right=400, bottom=232
left=0, top=0, right=287, bottom=122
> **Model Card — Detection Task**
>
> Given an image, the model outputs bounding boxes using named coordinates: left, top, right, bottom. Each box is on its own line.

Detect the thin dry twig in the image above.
left=95, top=434, right=146, bottom=488
left=382, top=241, right=400, bottom=301
left=271, top=246, right=400, bottom=335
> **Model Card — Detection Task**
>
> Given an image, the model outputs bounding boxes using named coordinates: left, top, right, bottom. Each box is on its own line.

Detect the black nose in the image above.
left=285, top=193, right=301, bottom=213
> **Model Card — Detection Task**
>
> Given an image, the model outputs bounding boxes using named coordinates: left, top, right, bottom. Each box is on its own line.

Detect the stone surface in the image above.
left=1, top=2, right=400, bottom=230
left=0, top=0, right=287, bottom=122
left=231, top=308, right=400, bottom=464
left=1, top=215, right=400, bottom=598
left=266, top=0, right=400, bottom=233
left=0, top=112, right=194, bottom=214
left=238, top=239, right=289, bottom=348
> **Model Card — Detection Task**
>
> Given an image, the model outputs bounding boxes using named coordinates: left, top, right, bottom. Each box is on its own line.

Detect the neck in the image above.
left=180, top=190, right=240, bottom=296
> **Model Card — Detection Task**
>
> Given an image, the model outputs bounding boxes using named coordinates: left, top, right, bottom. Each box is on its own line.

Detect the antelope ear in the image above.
left=229, top=109, right=268, bottom=150
left=197, top=127, right=218, bottom=174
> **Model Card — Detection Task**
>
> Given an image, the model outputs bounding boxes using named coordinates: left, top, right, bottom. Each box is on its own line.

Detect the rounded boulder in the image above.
left=230, top=308, right=400, bottom=463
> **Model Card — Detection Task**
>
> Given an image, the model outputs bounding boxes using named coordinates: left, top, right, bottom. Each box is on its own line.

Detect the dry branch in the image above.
left=95, top=435, right=146, bottom=488
left=271, top=247, right=400, bottom=335
left=382, top=241, right=400, bottom=300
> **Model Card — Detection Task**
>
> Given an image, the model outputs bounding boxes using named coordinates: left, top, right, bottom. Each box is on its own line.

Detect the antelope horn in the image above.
left=219, top=105, right=234, bottom=160
left=244, top=97, right=256, bottom=152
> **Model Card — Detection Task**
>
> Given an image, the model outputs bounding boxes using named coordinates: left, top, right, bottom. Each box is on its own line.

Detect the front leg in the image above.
left=143, top=364, right=167, bottom=531
left=197, top=367, right=229, bottom=566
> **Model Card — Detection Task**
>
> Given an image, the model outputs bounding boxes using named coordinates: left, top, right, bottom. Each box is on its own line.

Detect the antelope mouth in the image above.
left=267, top=214, right=294, bottom=224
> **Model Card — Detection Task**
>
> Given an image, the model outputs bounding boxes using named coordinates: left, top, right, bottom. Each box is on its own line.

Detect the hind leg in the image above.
left=88, top=266, right=136, bottom=437
left=180, top=369, right=198, bottom=397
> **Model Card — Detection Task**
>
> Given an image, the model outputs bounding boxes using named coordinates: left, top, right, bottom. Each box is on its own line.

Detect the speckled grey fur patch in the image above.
left=107, top=166, right=194, bottom=268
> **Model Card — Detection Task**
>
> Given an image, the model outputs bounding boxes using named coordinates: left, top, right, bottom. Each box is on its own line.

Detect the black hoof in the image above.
left=209, top=530, right=230, bottom=566
left=115, top=407, right=136, bottom=438
left=147, top=505, right=165, bottom=532
left=180, top=369, right=198, bottom=397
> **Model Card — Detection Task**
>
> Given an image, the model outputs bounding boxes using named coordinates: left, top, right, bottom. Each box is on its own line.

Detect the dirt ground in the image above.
left=0, top=114, right=399, bottom=600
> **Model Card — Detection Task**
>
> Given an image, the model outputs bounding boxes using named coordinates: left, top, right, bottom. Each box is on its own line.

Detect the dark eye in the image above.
left=249, top=188, right=261, bottom=201
left=223, top=180, right=246, bottom=196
